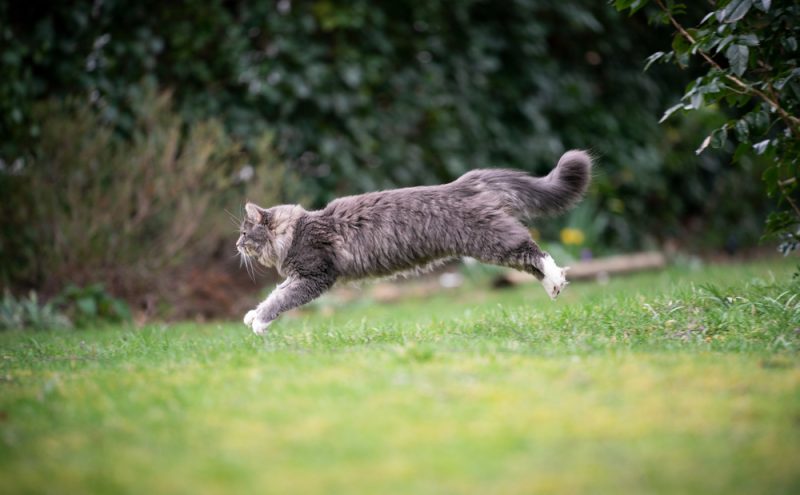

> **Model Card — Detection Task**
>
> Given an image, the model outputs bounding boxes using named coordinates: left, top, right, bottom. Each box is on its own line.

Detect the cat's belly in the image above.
left=335, top=241, right=456, bottom=282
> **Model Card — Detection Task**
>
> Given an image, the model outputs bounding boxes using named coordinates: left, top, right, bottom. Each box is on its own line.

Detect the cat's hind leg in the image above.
left=500, top=239, right=568, bottom=299
left=537, top=250, right=569, bottom=299
left=467, top=226, right=568, bottom=299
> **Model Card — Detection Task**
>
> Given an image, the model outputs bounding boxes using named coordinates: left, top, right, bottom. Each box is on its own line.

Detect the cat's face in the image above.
left=237, top=203, right=277, bottom=267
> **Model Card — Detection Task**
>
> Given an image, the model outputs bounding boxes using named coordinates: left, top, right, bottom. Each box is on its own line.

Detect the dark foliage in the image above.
left=0, top=0, right=771, bottom=255
left=615, top=0, right=800, bottom=253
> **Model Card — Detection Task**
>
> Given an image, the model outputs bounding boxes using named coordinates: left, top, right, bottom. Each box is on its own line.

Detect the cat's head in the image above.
left=237, top=203, right=278, bottom=268
left=237, top=202, right=304, bottom=270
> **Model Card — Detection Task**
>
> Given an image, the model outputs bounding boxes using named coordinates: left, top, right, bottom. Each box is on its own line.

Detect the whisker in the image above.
left=243, top=254, right=251, bottom=278
left=224, top=208, right=242, bottom=226
left=250, top=258, right=262, bottom=281
left=251, top=261, right=267, bottom=277
left=245, top=255, right=256, bottom=282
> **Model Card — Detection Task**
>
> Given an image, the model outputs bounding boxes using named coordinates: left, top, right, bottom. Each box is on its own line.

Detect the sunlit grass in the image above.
left=1, top=259, right=798, bottom=494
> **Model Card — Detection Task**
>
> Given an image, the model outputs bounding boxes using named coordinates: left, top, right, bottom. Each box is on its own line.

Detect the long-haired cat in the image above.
left=238, top=150, right=592, bottom=334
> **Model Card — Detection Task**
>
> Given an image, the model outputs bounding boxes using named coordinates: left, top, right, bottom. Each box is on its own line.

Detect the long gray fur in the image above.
left=238, top=150, right=592, bottom=334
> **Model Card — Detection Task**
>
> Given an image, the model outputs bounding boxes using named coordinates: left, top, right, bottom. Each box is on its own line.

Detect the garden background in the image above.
left=1, top=2, right=799, bottom=493
left=2, top=0, right=789, bottom=322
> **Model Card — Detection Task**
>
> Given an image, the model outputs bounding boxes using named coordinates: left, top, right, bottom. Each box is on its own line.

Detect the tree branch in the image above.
left=654, top=0, right=800, bottom=136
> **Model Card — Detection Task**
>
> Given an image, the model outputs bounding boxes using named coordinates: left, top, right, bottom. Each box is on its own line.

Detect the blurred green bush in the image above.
left=0, top=290, right=71, bottom=331
left=51, top=284, right=131, bottom=329
left=0, top=0, right=771, bottom=257
left=0, top=88, right=285, bottom=298
left=0, top=284, right=132, bottom=331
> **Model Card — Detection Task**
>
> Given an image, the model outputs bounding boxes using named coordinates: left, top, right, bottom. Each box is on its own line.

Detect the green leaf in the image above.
left=76, top=297, right=97, bottom=317
left=757, top=0, right=771, bottom=12
left=717, top=0, right=754, bottom=23
left=643, top=51, right=665, bottom=71
left=735, top=119, right=750, bottom=142
left=753, top=139, right=770, bottom=155
left=659, top=103, right=685, bottom=123
left=696, top=134, right=712, bottom=155
left=111, top=300, right=132, bottom=321
left=672, top=33, right=691, bottom=67
left=775, top=68, right=800, bottom=90
left=613, top=0, right=650, bottom=14
left=763, top=211, right=797, bottom=236
left=723, top=89, right=751, bottom=107
left=672, top=32, right=689, bottom=54
left=737, top=34, right=759, bottom=47
left=749, top=109, right=770, bottom=133
left=700, top=11, right=716, bottom=24
left=725, top=44, right=749, bottom=77
left=689, top=90, right=703, bottom=109
left=710, top=125, right=728, bottom=148
left=714, top=35, right=735, bottom=54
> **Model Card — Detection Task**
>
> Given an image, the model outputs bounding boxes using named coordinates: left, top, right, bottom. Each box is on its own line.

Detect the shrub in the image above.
left=0, top=87, right=286, bottom=303
left=0, top=291, right=71, bottom=331
left=0, top=284, right=134, bottom=331
left=51, top=284, right=131, bottom=328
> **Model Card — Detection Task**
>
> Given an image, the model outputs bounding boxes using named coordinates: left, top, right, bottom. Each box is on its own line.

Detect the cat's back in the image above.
left=313, top=175, right=520, bottom=278
left=321, top=183, right=453, bottom=224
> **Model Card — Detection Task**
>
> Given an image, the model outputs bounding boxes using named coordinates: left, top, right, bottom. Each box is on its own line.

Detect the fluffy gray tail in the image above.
left=456, top=150, right=592, bottom=221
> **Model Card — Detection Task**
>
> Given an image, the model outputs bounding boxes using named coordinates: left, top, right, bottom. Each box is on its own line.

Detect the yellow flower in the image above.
left=560, top=228, right=585, bottom=246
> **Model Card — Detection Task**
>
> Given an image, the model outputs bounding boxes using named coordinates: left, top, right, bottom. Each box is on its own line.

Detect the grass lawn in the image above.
left=1, top=259, right=799, bottom=494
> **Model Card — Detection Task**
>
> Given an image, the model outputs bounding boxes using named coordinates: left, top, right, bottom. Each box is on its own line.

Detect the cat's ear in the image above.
left=245, top=202, right=270, bottom=225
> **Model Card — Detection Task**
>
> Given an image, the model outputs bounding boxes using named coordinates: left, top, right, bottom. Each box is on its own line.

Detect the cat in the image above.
left=237, top=150, right=592, bottom=335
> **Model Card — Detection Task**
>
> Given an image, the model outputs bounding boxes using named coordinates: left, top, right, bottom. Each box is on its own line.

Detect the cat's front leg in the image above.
left=251, top=315, right=273, bottom=336
left=243, top=307, right=273, bottom=334
left=243, top=279, right=290, bottom=333
left=243, top=309, right=258, bottom=327
left=243, top=307, right=271, bottom=335
left=244, top=275, right=335, bottom=335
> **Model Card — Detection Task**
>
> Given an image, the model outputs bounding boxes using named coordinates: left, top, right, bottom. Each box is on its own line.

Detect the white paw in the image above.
left=541, top=254, right=568, bottom=300
left=252, top=318, right=272, bottom=336
left=243, top=309, right=258, bottom=327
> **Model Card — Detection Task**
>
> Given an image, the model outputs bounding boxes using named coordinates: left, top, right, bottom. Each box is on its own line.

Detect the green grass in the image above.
left=1, top=259, right=799, bottom=494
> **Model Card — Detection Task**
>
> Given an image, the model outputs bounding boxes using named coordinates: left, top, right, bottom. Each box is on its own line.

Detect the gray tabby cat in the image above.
left=238, top=150, right=592, bottom=334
